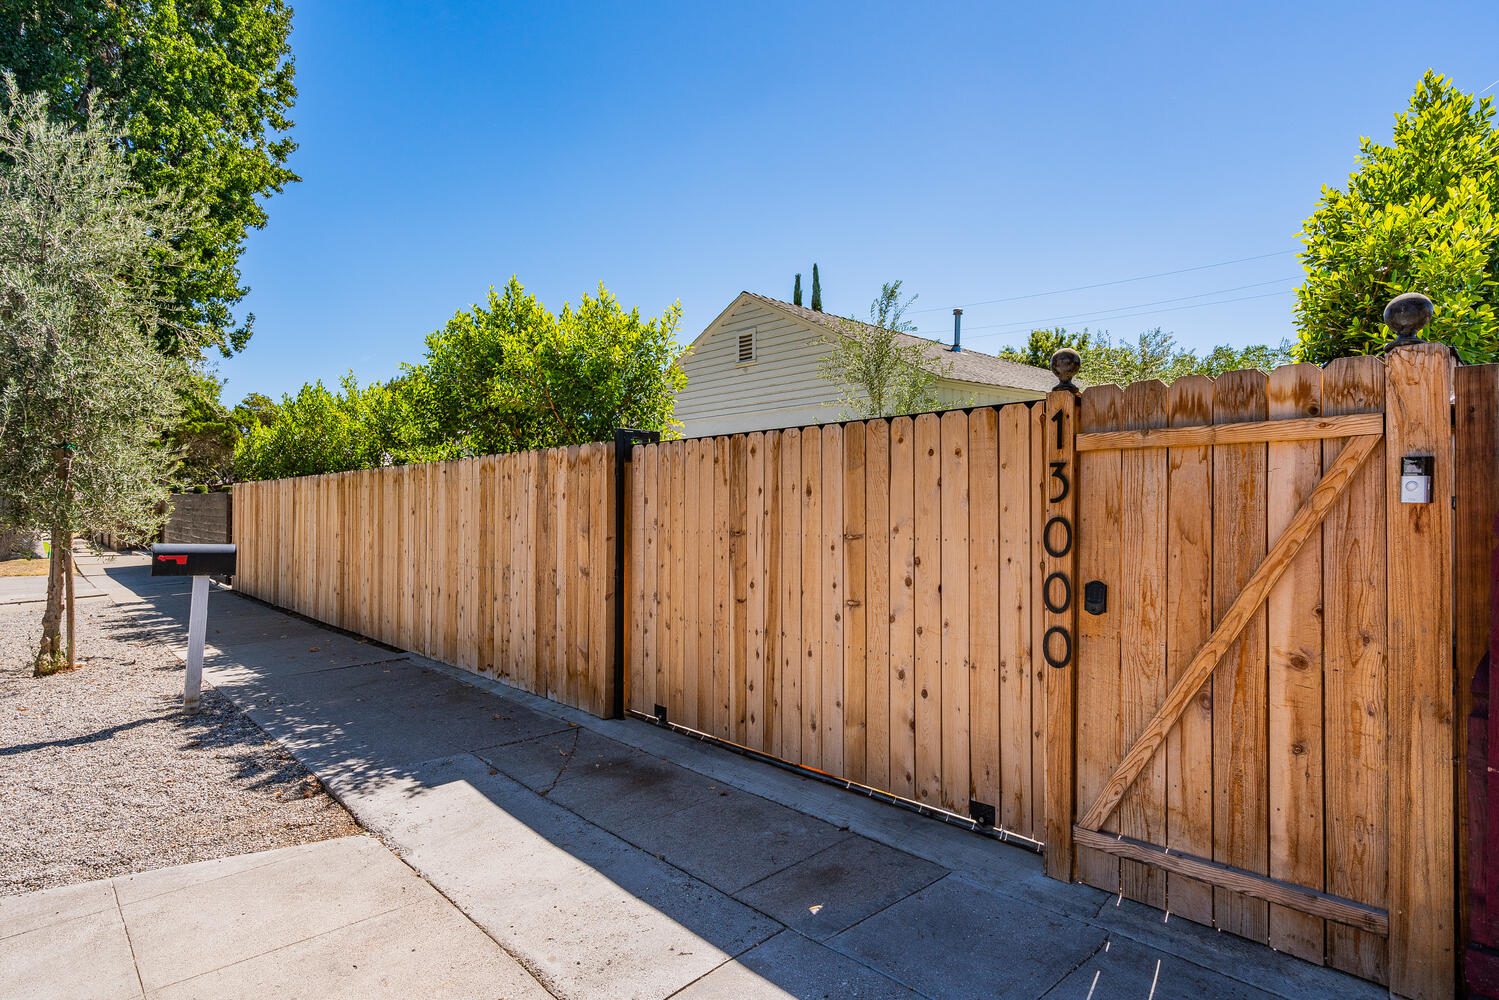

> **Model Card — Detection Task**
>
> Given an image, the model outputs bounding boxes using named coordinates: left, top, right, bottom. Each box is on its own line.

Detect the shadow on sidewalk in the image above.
left=99, top=561, right=1387, bottom=1000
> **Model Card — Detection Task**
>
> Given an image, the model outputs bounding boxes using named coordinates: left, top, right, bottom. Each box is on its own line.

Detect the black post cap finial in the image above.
left=1050, top=348, right=1081, bottom=392
left=1383, top=292, right=1434, bottom=351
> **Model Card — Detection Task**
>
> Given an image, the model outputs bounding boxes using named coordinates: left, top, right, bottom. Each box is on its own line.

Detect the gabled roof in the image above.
left=731, top=292, right=1056, bottom=394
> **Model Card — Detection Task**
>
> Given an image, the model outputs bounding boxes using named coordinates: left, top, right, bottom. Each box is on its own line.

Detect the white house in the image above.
left=674, top=291, right=1054, bottom=437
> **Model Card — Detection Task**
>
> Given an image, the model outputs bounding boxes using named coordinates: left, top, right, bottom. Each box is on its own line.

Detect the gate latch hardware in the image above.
left=1084, top=580, right=1108, bottom=616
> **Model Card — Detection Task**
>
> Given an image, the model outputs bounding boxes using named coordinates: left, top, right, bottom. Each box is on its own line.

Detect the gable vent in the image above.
left=737, top=329, right=756, bottom=363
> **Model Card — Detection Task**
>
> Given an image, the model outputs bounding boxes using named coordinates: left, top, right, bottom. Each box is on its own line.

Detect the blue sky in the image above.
left=220, top=1, right=1499, bottom=401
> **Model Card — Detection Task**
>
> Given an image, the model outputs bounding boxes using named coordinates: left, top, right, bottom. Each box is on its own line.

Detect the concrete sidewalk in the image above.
left=86, top=562, right=1380, bottom=1000
left=0, top=837, right=548, bottom=999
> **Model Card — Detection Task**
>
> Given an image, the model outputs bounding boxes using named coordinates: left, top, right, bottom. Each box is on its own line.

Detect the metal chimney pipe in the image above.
left=952, top=308, right=963, bottom=352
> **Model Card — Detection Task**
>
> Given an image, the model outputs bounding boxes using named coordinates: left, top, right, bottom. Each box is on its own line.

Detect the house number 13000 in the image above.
left=1043, top=408, right=1073, bottom=670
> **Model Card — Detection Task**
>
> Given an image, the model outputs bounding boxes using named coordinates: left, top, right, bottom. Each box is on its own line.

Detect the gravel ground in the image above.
left=0, top=592, right=361, bottom=897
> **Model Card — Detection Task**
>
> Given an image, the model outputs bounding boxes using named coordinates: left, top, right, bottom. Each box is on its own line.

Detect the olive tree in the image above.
left=0, top=81, right=185, bottom=674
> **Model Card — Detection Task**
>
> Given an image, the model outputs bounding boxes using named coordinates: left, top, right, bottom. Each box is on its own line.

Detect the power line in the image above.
left=908, top=249, right=1295, bottom=314
left=951, top=288, right=1296, bottom=344
left=914, top=277, right=1297, bottom=338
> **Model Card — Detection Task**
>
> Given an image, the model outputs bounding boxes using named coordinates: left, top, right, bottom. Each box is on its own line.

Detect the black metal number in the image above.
left=1048, top=461, right=1070, bottom=503
left=1043, top=572, right=1072, bottom=614
left=1043, top=515, right=1073, bottom=558
left=1043, top=413, right=1074, bottom=670
left=1043, top=626, right=1072, bottom=669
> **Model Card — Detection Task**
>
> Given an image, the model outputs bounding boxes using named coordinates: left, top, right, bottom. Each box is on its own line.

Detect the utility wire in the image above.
left=914, top=277, right=1297, bottom=338
left=954, top=288, right=1295, bottom=344
left=907, top=249, right=1295, bottom=314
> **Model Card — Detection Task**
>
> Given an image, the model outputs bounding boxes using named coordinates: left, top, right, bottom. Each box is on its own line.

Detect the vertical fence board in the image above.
left=968, top=409, right=1002, bottom=823
left=499, top=456, right=515, bottom=684
left=1265, top=364, right=1327, bottom=963
left=682, top=441, right=702, bottom=729
left=1163, top=375, right=1216, bottom=925
left=1077, top=385, right=1124, bottom=891
left=913, top=413, right=943, bottom=806
left=713, top=438, right=732, bottom=737
left=1212, top=369, right=1271, bottom=942
left=728, top=436, right=749, bottom=741
left=1119, top=380, right=1169, bottom=909
left=1385, top=344, right=1456, bottom=1000
left=889, top=417, right=917, bottom=798
left=821, top=425, right=845, bottom=776
left=642, top=445, right=661, bottom=714
left=1042, top=391, right=1079, bottom=873
left=707, top=440, right=731, bottom=731
left=999, top=404, right=1034, bottom=836
left=866, top=420, right=892, bottom=789
left=843, top=424, right=868, bottom=784
left=940, top=411, right=970, bottom=815
left=669, top=445, right=686, bottom=719
left=747, top=433, right=768, bottom=747
left=1029, top=403, right=1049, bottom=845
left=778, top=430, right=803, bottom=760
left=763, top=432, right=782, bottom=753
left=800, top=428, right=823, bottom=766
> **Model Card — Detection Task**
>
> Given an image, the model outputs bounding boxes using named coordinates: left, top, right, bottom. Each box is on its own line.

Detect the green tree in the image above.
left=997, top=327, right=1291, bottom=385
left=169, top=372, right=240, bottom=491
left=230, top=392, right=281, bottom=437
left=793, top=273, right=803, bottom=306
left=811, top=263, right=823, bottom=312
left=1294, top=72, right=1499, bottom=364
left=0, top=81, right=186, bottom=674
left=0, top=0, right=299, bottom=359
left=235, top=278, right=688, bottom=478
left=819, top=280, right=951, bottom=417
left=995, top=327, right=1099, bottom=369
left=234, top=375, right=413, bottom=480
left=404, top=278, right=686, bottom=454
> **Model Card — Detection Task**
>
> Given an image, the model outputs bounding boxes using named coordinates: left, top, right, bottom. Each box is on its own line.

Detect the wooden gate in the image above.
left=624, top=405, right=1055, bottom=843
left=1064, top=346, right=1456, bottom=997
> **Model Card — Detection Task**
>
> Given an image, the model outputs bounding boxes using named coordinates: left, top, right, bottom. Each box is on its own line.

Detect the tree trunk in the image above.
left=34, top=445, right=74, bottom=677
left=33, top=525, right=65, bottom=675
left=64, top=535, right=76, bottom=668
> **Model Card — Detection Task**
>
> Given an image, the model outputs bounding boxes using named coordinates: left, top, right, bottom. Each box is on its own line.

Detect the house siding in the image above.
left=675, top=299, right=1040, bottom=438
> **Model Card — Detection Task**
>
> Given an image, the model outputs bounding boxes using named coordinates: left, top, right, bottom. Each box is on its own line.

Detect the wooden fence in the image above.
left=233, top=342, right=1497, bottom=999
left=233, top=443, right=617, bottom=715
left=624, top=406, right=1051, bottom=842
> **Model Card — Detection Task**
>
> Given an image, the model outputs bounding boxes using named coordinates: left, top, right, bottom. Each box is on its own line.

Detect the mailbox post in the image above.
left=150, top=543, right=236, bottom=711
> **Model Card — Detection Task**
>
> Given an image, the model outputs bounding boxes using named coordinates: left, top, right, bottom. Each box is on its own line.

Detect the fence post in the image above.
left=1383, top=294, right=1458, bottom=998
left=1043, top=350, right=1081, bottom=881
left=613, top=429, right=660, bottom=719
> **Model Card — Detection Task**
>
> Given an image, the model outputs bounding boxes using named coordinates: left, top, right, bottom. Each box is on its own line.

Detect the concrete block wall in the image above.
left=163, top=492, right=232, bottom=545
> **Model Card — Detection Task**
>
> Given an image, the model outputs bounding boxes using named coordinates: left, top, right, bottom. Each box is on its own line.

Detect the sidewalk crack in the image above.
left=112, top=883, right=147, bottom=1000
left=1037, top=934, right=1110, bottom=999
left=537, top=726, right=582, bottom=797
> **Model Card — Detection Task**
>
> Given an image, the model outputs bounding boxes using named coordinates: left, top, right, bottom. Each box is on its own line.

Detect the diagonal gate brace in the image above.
left=1076, top=432, right=1383, bottom=833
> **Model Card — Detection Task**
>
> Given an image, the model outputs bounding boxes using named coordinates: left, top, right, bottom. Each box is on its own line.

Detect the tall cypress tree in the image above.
left=811, top=264, right=823, bottom=312
left=793, top=273, right=803, bottom=306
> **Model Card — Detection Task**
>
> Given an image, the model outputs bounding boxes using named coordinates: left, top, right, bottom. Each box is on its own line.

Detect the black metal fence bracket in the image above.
left=612, top=428, right=660, bottom=719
